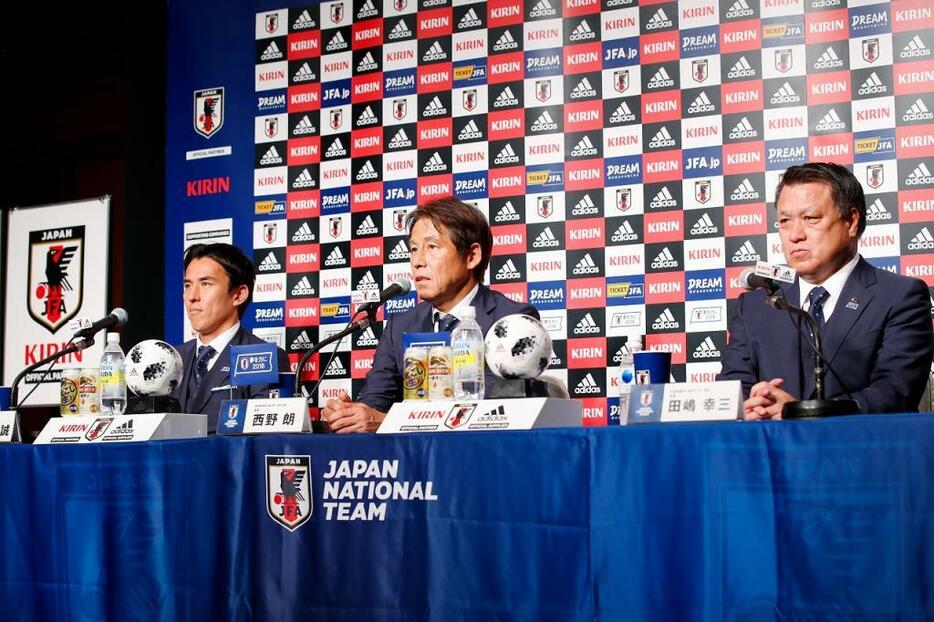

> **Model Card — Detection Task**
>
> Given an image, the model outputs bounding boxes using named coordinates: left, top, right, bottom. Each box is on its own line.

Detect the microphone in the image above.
left=74, top=308, right=129, bottom=340
left=357, top=279, right=412, bottom=316
left=740, top=268, right=782, bottom=293
left=740, top=262, right=796, bottom=294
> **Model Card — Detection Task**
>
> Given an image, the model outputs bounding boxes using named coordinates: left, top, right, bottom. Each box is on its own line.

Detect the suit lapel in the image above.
left=189, top=327, right=243, bottom=414
left=819, top=259, right=876, bottom=368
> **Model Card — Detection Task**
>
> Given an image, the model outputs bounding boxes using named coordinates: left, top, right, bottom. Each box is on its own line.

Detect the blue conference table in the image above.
left=1, top=414, right=933, bottom=621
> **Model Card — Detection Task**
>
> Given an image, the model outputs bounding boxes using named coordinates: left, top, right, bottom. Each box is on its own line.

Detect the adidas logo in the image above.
left=648, top=127, right=676, bottom=149
left=815, top=108, right=846, bottom=132
left=356, top=215, right=379, bottom=236
left=388, top=239, right=410, bottom=260
left=611, top=220, right=638, bottom=242
left=326, top=30, right=348, bottom=52
left=458, top=7, right=482, bottom=29
left=727, top=56, right=756, bottom=79
left=258, top=252, right=282, bottom=272
left=357, top=52, right=378, bottom=72
left=293, top=61, right=317, bottom=82
left=771, top=82, right=801, bottom=105
left=457, top=120, right=483, bottom=141
left=291, top=331, right=313, bottom=350
left=647, top=67, right=675, bottom=90
left=531, top=110, right=559, bottom=132
left=900, top=35, right=931, bottom=59
left=357, top=0, right=378, bottom=19
left=325, top=357, right=347, bottom=376
left=495, top=201, right=521, bottom=223
left=260, top=40, right=284, bottom=61
left=908, top=227, right=934, bottom=250
left=694, top=336, right=721, bottom=359
left=533, top=226, right=560, bottom=249
left=730, top=178, right=760, bottom=202
left=292, top=115, right=316, bottom=136
left=291, top=222, right=316, bottom=243
left=903, top=98, right=934, bottom=122
left=494, top=144, right=520, bottom=165
left=569, top=20, right=595, bottom=42
left=572, top=253, right=600, bottom=276
left=814, top=46, right=844, bottom=70
left=388, top=128, right=413, bottom=149
left=422, top=96, right=447, bottom=117
left=570, top=77, right=598, bottom=99
left=650, top=186, right=677, bottom=209
left=356, top=160, right=379, bottom=181
left=356, top=105, right=378, bottom=126
left=690, top=213, right=719, bottom=235
left=496, top=259, right=522, bottom=280
left=259, top=145, right=283, bottom=166
left=574, top=313, right=601, bottom=335
left=571, top=136, right=598, bottom=157
left=571, top=193, right=599, bottom=216
left=493, top=87, right=519, bottom=108
left=292, top=168, right=316, bottom=189
left=725, top=0, right=754, bottom=19
left=857, top=71, right=887, bottom=96
left=645, top=7, right=673, bottom=30
left=388, top=19, right=412, bottom=40
left=356, top=327, right=379, bottom=347
left=423, top=152, right=448, bottom=173
left=325, top=137, right=347, bottom=158
left=292, top=9, right=315, bottom=30
left=906, top=162, right=934, bottom=186
left=652, top=308, right=680, bottom=330
left=110, top=418, right=134, bottom=433
left=291, top=276, right=316, bottom=296
left=575, top=373, right=602, bottom=395
left=651, top=247, right=678, bottom=269
left=324, top=246, right=346, bottom=267
left=609, top=101, right=636, bottom=124
left=866, top=198, right=892, bottom=222
left=493, top=30, right=518, bottom=52
left=423, top=41, right=447, bottom=62
left=529, top=0, right=557, bottom=18
left=729, top=117, right=757, bottom=140
left=356, top=271, right=379, bottom=290
left=688, top=91, right=715, bottom=114
left=732, top=240, right=760, bottom=263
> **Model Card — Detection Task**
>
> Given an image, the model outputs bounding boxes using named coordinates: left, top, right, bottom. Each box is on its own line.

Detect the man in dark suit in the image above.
left=719, top=163, right=933, bottom=418
left=323, top=196, right=539, bottom=433
left=172, top=243, right=290, bottom=432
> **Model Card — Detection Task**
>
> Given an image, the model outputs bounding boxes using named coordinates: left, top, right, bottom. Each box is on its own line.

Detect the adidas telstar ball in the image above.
left=484, top=314, right=552, bottom=379
left=125, top=340, right=184, bottom=396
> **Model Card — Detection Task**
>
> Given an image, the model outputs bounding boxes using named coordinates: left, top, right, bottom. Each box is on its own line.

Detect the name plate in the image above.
left=217, top=398, right=311, bottom=434
left=0, top=411, right=18, bottom=443
left=378, top=397, right=581, bottom=433
left=33, top=413, right=207, bottom=444
left=627, top=381, right=742, bottom=424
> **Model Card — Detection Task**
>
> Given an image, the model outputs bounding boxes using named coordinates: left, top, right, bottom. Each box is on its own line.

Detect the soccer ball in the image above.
left=484, top=314, right=552, bottom=379
left=125, top=340, right=184, bottom=396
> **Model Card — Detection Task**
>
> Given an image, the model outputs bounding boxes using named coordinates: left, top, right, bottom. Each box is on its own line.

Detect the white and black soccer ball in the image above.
left=484, top=314, right=552, bottom=379
left=125, top=340, right=184, bottom=396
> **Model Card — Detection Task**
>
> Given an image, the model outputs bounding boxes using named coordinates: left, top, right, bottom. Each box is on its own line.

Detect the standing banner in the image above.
left=3, top=198, right=110, bottom=406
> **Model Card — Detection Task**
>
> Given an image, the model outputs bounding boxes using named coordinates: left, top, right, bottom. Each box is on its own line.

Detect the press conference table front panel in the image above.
left=1, top=414, right=933, bottom=621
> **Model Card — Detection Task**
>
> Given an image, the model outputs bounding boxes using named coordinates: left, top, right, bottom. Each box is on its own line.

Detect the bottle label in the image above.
left=99, top=370, right=125, bottom=389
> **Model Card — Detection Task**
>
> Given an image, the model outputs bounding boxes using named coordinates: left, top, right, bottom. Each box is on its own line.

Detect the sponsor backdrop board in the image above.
left=166, top=0, right=934, bottom=424
left=3, top=198, right=110, bottom=405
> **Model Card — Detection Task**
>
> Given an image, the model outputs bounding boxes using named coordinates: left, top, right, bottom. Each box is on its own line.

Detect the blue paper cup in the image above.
left=633, top=351, right=671, bottom=385
left=0, top=386, right=11, bottom=411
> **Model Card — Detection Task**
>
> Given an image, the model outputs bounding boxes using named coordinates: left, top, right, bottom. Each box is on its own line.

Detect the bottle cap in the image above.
left=106, top=332, right=120, bottom=342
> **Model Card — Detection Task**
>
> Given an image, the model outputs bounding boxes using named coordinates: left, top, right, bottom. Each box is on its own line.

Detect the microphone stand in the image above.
left=765, top=293, right=858, bottom=419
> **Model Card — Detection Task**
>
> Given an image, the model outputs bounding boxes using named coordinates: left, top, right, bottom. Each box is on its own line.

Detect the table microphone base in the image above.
left=783, top=399, right=858, bottom=419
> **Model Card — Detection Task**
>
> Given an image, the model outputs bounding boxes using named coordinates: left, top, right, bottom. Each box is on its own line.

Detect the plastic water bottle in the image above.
left=99, top=332, right=127, bottom=416
left=451, top=306, right=485, bottom=400
left=617, top=335, right=643, bottom=425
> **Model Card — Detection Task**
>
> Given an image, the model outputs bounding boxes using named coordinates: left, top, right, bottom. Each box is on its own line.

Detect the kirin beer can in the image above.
left=402, top=346, right=429, bottom=401
left=428, top=345, right=454, bottom=400
left=60, top=369, right=81, bottom=416
left=78, top=368, right=101, bottom=415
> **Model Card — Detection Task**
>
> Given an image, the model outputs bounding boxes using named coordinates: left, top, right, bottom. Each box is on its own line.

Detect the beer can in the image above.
left=428, top=345, right=454, bottom=400
left=60, top=369, right=81, bottom=416
left=402, top=346, right=429, bottom=401
left=78, top=367, right=101, bottom=415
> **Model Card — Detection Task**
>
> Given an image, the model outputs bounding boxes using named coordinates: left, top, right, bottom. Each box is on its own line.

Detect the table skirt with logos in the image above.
left=1, top=414, right=933, bottom=621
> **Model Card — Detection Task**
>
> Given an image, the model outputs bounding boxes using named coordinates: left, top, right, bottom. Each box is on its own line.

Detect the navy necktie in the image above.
left=194, top=345, right=216, bottom=389
left=808, top=287, right=828, bottom=334
left=435, top=312, right=459, bottom=333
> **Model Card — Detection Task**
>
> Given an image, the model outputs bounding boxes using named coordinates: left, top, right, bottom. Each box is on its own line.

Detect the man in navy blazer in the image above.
left=323, top=196, right=539, bottom=433
left=172, top=243, right=290, bottom=432
left=719, top=163, right=933, bottom=418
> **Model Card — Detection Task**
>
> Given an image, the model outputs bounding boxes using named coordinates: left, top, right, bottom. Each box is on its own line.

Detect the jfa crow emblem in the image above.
left=862, top=38, right=879, bottom=63
left=330, top=2, right=344, bottom=24
left=444, top=404, right=475, bottom=429
left=866, top=164, right=884, bottom=189
left=264, top=13, right=279, bottom=34
left=28, top=226, right=84, bottom=332
left=695, top=180, right=711, bottom=204
left=266, top=455, right=312, bottom=531
left=193, top=87, right=224, bottom=139
left=775, top=49, right=793, bottom=73
left=85, top=417, right=113, bottom=441
left=692, top=59, right=708, bottom=83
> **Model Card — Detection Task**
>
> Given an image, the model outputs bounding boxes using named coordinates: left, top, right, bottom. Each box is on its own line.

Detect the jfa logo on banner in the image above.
left=266, top=455, right=312, bottom=531
left=28, top=226, right=84, bottom=332
left=194, top=87, right=225, bottom=138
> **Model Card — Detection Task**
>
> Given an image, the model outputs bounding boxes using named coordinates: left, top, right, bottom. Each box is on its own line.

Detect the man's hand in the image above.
left=322, top=390, right=386, bottom=433
left=743, top=378, right=797, bottom=420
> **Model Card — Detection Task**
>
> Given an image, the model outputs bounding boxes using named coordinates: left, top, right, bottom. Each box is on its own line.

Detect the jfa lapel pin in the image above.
left=845, top=297, right=859, bottom=310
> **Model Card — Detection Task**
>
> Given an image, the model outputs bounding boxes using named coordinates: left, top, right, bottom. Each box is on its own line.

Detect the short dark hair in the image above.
left=775, top=162, right=866, bottom=236
left=183, top=243, right=254, bottom=315
left=406, top=196, right=493, bottom=282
